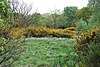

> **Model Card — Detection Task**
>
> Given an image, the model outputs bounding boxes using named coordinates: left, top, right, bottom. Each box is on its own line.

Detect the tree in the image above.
left=6, top=0, right=34, bottom=27
left=0, top=0, right=10, bottom=26
left=0, top=0, right=9, bottom=19
left=75, top=6, right=93, bottom=25
left=55, top=14, right=68, bottom=29
left=63, top=6, right=78, bottom=27
left=50, top=9, right=60, bottom=28
left=31, top=13, right=46, bottom=27
left=43, top=9, right=67, bottom=28
left=88, top=0, right=100, bottom=23
left=88, top=0, right=100, bottom=7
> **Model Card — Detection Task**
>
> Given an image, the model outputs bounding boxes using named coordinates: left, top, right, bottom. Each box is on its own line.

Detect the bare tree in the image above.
left=6, top=0, right=36, bottom=27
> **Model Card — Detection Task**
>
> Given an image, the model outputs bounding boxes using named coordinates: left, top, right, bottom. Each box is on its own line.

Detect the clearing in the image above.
left=13, top=38, right=79, bottom=67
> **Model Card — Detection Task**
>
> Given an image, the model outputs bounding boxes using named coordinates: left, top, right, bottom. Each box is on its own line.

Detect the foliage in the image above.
left=0, top=19, right=4, bottom=27
left=0, top=37, right=25, bottom=67
left=75, top=26, right=100, bottom=44
left=42, top=12, right=68, bottom=29
left=91, top=26, right=100, bottom=43
left=63, top=6, right=78, bottom=27
left=75, top=26, right=100, bottom=67
left=5, top=0, right=34, bottom=27
left=32, top=9, right=77, bottom=29
left=0, top=0, right=26, bottom=67
left=0, top=26, right=10, bottom=40
left=13, top=38, right=80, bottom=67
left=88, top=0, right=100, bottom=24
left=76, top=42, right=100, bottom=67
left=76, top=20, right=89, bottom=32
left=8, top=27, right=76, bottom=38
left=87, top=43, right=100, bottom=67
left=75, top=19, right=96, bottom=32
left=52, top=14, right=68, bottom=29
left=0, top=0, right=9, bottom=19
left=31, top=13, right=47, bottom=27
left=75, top=6, right=93, bottom=25
left=0, top=0, right=99, bottom=67
left=88, top=0, right=100, bottom=7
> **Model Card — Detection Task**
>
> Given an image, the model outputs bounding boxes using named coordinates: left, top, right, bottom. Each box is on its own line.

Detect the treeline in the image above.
left=0, top=0, right=98, bottom=29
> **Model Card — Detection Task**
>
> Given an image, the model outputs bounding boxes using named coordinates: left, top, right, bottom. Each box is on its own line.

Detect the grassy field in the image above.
left=13, top=38, right=80, bottom=67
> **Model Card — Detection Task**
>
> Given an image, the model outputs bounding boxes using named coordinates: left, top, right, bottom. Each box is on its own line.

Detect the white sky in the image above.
left=20, top=0, right=88, bottom=14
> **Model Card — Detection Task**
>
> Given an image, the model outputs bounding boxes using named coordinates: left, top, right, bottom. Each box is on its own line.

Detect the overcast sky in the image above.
left=20, top=0, right=88, bottom=14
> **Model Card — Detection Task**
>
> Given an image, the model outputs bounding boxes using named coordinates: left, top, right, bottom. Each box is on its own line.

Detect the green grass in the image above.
left=13, top=38, right=80, bottom=67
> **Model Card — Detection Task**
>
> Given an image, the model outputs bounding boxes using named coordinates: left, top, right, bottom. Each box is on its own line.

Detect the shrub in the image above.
left=75, top=26, right=100, bottom=67
left=75, top=26, right=100, bottom=44
left=9, top=27, right=26, bottom=39
left=88, top=43, right=100, bottom=67
left=5, top=26, right=76, bottom=38
left=76, top=43, right=100, bottom=67
left=31, top=27, right=50, bottom=37
left=91, top=26, right=100, bottom=43
left=0, top=37, right=25, bottom=67
left=0, top=19, right=4, bottom=27
left=0, top=26, right=10, bottom=39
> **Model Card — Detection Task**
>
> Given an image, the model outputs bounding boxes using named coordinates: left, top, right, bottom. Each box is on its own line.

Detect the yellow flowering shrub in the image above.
left=91, top=26, right=100, bottom=43
left=8, top=27, right=76, bottom=38
left=75, top=26, right=100, bottom=67
left=47, top=27, right=76, bottom=38
left=75, top=26, right=100, bottom=44
left=9, top=27, right=26, bottom=39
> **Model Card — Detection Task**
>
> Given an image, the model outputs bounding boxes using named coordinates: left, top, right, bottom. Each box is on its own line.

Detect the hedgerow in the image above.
left=0, top=26, right=76, bottom=39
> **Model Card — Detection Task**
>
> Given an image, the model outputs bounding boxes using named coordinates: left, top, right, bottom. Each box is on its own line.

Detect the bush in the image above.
left=0, top=26, right=10, bottom=39
left=75, top=26, right=100, bottom=44
left=76, top=43, right=100, bottom=67
left=75, top=26, right=100, bottom=67
left=76, top=20, right=94, bottom=32
left=2, top=26, right=76, bottom=38
left=88, top=43, right=100, bottom=67
left=9, top=27, right=26, bottom=39
left=0, top=37, right=25, bottom=67
left=91, top=26, right=100, bottom=43
left=0, top=19, right=4, bottom=27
